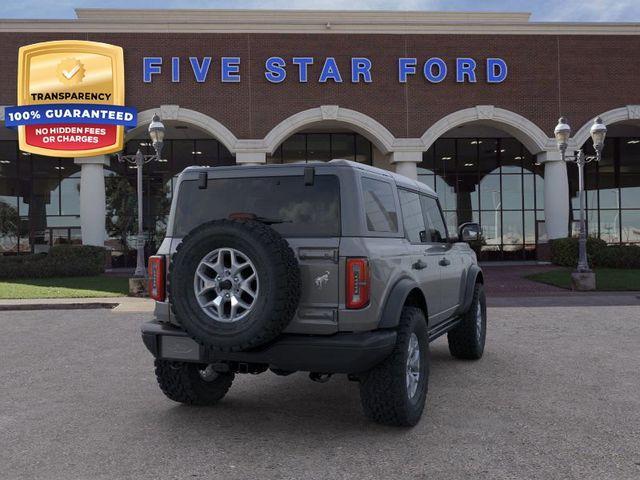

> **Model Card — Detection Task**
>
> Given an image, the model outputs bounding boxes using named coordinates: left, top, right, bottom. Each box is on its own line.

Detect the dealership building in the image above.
left=0, top=9, right=639, bottom=263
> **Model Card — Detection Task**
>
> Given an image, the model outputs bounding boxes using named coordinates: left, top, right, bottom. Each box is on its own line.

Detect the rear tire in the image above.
left=447, top=283, right=486, bottom=360
left=359, top=306, right=429, bottom=427
left=154, top=360, right=234, bottom=405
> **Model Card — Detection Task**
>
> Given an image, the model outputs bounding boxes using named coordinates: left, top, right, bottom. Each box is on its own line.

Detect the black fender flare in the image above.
left=377, top=277, right=425, bottom=329
left=457, top=265, right=484, bottom=315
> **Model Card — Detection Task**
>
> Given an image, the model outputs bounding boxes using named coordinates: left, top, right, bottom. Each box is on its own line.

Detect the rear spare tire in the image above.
left=169, top=219, right=301, bottom=352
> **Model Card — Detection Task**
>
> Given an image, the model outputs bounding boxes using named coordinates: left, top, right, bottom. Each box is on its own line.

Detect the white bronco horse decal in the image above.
left=314, top=271, right=330, bottom=289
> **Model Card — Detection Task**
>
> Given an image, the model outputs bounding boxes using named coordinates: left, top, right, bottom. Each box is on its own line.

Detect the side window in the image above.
left=399, top=189, right=427, bottom=243
left=361, top=177, right=398, bottom=233
left=420, top=195, right=448, bottom=243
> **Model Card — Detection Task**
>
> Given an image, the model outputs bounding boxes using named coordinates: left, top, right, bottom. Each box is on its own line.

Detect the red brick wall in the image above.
left=0, top=32, right=638, bottom=140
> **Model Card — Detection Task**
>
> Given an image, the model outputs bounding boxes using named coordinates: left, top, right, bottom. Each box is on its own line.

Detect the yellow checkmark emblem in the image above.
left=56, top=58, right=85, bottom=85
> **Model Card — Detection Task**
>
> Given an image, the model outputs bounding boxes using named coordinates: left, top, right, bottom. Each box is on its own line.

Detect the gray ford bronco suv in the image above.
left=142, top=159, right=486, bottom=426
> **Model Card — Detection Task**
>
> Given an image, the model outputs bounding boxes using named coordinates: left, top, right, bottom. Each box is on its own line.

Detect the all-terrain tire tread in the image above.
left=359, top=306, right=428, bottom=427
left=154, top=359, right=234, bottom=405
left=447, top=283, right=485, bottom=360
left=168, top=219, right=301, bottom=352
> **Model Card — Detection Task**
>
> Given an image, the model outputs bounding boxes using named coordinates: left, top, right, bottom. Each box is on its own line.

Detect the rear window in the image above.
left=173, top=175, right=340, bottom=237
left=361, top=177, right=398, bottom=233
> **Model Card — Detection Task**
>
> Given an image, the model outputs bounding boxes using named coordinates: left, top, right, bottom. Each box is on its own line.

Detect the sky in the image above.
left=0, top=0, right=639, bottom=22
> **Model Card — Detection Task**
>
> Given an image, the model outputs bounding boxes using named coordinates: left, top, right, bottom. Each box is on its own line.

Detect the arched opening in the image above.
left=418, top=123, right=545, bottom=261
left=571, top=121, right=640, bottom=245
left=263, top=106, right=396, bottom=170
left=266, top=123, right=386, bottom=169
left=106, top=120, right=234, bottom=267
left=0, top=126, right=84, bottom=255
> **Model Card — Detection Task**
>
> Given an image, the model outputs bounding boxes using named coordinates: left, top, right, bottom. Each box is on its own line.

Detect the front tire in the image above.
left=154, top=360, right=234, bottom=405
left=447, top=283, right=486, bottom=360
left=359, top=307, right=429, bottom=427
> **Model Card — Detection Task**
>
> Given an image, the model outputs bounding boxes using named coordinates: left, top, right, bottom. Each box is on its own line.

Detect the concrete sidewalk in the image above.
left=0, top=296, right=154, bottom=312
left=482, top=264, right=567, bottom=297
left=0, top=265, right=638, bottom=311
left=1, top=291, right=639, bottom=311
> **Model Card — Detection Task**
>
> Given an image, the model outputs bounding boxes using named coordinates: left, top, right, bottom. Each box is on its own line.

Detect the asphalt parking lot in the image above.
left=1, top=305, right=639, bottom=480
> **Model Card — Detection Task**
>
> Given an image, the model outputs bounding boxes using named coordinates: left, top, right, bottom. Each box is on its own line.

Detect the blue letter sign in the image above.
left=221, top=57, right=241, bottom=83
left=265, top=56, right=287, bottom=83
left=143, top=57, right=162, bottom=83
left=142, top=56, right=508, bottom=84
left=351, top=58, right=372, bottom=83
left=189, top=57, right=211, bottom=83
left=398, top=58, right=417, bottom=83
left=424, top=58, right=447, bottom=83
left=487, top=58, right=508, bottom=83
left=319, top=57, right=343, bottom=83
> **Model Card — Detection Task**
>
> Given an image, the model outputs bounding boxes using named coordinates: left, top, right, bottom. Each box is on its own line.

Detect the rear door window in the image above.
left=361, top=177, right=398, bottom=233
left=420, top=195, right=448, bottom=243
left=399, top=189, right=427, bottom=243
left=174, top=175, right=340, bottom=237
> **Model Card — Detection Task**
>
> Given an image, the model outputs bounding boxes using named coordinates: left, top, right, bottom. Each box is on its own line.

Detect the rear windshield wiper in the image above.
left=254, top=216, right=291, bottom=225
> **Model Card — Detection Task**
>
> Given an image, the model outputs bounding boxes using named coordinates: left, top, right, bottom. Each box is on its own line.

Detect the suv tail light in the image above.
left=346, top=258, right=370, bottom=309
left=148, top=255, right=166, bottom=301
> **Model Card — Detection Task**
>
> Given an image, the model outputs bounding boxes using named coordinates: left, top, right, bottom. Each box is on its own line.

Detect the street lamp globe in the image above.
left=590, top=116, right=607, bottom=154
left=148, top=113, right=165, bottom=156
left=554, top=117, right=571, bottom=153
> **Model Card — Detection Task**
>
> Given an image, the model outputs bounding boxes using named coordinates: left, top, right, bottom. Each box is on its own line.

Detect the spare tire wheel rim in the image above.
left=193, top=247, right=260, bottom=323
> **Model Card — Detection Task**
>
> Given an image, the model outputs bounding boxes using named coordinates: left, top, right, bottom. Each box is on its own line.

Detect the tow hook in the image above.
left=309, top=372, right=332, bottom=383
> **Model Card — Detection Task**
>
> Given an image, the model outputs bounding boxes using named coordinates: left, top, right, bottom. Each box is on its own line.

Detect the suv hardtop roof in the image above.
left=183, top=159, right=437, bottom=197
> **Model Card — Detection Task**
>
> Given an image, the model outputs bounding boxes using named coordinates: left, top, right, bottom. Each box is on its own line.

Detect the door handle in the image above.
left=412, top=260, right=427, bottom=270
left=439, top=257, right=451, bottom=267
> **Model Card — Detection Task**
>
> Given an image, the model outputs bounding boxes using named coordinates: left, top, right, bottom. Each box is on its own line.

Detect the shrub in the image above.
left=550, top=237, right=640, bottom=268
left=0, top=245, right=106, bottom=279
left=593, top=244, right=640, bottom=268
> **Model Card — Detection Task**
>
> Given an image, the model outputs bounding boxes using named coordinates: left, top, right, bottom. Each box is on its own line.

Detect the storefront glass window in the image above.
left=331, top=134, right=355, bottom=161
left=194, top=139, right=219, bottom=165
left=60, top=176, right=80, bottom=216
left=500, top=138, right=523, bottom=174
left=420, top=136, right=543, bottom=260
left=271, top=132, right=372, bottom=165
left=568, top=136, right=640, bottom=245
left=102, top=138, right=234, bottom=265
left=307, top=134, right=331, bottom=162
left=621, top=210, right=640, bottom=243
left=0, top=141, right=18, bottom=178
left=355, top=135, right=372, bottom=163
left=282, top=134, right=306, bottom=163
left=501, top=174, right=523, bottom=211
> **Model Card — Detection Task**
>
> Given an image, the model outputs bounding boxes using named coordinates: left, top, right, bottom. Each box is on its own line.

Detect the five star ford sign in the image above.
left=5, top=40, right=137, bottom=157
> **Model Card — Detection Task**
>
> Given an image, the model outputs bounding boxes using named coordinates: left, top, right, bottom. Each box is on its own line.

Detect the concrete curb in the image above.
left=0, top=296, right=154, bottom=313
left=0, top=294, right=638, bottom=312
left=0, top=302, right=119, bottom=311
left=488, top=293, right=640, bottom=308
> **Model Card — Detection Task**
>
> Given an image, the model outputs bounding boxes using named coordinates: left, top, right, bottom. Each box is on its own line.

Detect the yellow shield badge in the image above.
left=6, top=40, right=135, bottom=158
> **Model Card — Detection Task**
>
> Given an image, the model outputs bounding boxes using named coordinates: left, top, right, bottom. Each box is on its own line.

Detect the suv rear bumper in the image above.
left=141, top=321, right=396, bottom=374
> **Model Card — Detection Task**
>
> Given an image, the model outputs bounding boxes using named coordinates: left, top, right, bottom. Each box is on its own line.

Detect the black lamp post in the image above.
left=117, top=113, right=165, bottom=277
left=553, top=116, right=607, bottom=286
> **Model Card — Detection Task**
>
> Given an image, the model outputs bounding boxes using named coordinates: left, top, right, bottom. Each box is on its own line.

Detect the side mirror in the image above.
left=458, top=222, right=481, bottom=243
